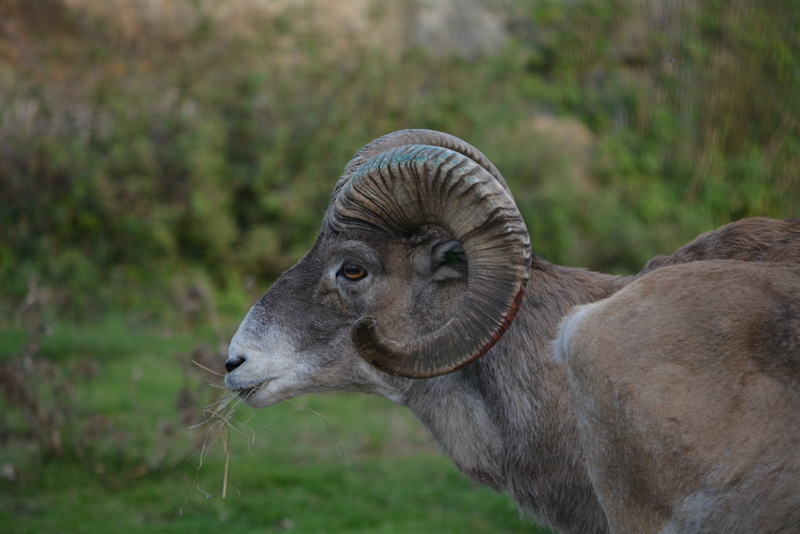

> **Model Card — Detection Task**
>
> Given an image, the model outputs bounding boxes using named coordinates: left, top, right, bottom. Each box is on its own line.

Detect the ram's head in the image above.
left=225, top=130, right=532, bottom=407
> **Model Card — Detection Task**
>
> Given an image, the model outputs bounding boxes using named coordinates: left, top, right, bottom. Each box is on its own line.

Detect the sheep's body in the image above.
left=224, top=130, right=800, bottom=533
left=555, top=261, right=800, bottom=532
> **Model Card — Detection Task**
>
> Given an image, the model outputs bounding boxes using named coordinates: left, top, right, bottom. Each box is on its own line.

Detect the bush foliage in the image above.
left=1, top=0, right=798, bottom=320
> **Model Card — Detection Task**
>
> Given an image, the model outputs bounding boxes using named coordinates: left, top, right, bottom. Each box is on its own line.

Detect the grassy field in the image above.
left=0, top=319, right=550, bottom=533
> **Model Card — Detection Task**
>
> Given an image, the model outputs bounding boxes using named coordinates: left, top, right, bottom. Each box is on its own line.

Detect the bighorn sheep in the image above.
left=224, top=130, right=800, bottom=533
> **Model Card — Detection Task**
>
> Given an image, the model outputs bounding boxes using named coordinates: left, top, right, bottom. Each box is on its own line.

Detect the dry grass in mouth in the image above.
left=189, top=363, right=346, bottom=499
left=190, top=362, right=265, bottom=499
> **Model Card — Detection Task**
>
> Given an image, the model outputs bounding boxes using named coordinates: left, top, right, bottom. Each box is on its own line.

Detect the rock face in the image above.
left=527, top=115, right=596, bottom=191
left=54, top=0, right=512, bottom=59
left=413, top=0, right=510, bottom=59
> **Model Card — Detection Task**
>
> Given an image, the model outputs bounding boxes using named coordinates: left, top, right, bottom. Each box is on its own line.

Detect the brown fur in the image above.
left=558, top=261, right=800, bottom=533
left=640, top=217, right=800, bottom=274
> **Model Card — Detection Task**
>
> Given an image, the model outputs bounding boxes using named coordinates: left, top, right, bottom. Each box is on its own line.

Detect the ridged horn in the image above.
left=331, top=129, right=511, bottom=200
left=327, top=143, right=531, bottom=378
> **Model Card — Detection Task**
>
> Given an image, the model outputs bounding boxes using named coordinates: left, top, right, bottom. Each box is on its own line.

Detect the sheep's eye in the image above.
left=340, top=264, right=367, bottom=281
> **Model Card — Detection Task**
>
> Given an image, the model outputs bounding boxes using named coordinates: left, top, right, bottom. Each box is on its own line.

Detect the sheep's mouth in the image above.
left=233, top=378, right=275, bottom=401
left=237, top=387, right=258, bottom=400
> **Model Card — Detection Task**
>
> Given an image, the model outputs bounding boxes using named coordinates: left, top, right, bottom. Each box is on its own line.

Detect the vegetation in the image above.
left=0, top=308, right=542, bottom=533
left=2, top=0, right=798, bottom=320
left=1, top=0, right=798, bottom=531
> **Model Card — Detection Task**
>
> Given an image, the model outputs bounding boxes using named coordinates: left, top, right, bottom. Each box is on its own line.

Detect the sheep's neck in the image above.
left=403, top=264, right=622, bottom=533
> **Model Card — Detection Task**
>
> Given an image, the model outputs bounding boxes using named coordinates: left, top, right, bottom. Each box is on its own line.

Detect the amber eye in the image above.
left=340, top=264, right=367, bottom=280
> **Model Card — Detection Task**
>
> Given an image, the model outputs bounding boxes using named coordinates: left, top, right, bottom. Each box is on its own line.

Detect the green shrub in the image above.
left=0, top=0, right=797, bottom=319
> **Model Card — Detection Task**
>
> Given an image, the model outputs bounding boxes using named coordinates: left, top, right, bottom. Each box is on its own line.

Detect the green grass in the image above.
left=1, top=456, right=537, bottom=533
left=0, top=320, right=549, bottom=533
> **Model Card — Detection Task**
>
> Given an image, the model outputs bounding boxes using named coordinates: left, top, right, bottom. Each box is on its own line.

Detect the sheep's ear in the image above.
left=429, top=239, right=468, bottom=281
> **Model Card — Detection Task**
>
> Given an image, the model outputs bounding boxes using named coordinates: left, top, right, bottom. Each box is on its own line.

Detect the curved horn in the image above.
left=327, top=144, right=531, bottom=378
left=331, top=129, right=511, bottom=200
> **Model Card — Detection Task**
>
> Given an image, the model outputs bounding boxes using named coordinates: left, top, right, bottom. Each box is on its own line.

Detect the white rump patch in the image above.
left=551, top=303, right=598, bottom=364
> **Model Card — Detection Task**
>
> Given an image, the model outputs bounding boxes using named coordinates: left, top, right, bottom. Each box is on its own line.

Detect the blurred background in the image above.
left=0, top=0, right=798, bottom=532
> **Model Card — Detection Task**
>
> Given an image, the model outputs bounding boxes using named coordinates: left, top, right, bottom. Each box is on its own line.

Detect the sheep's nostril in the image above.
left=225, top=355, right=246, bottom=373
